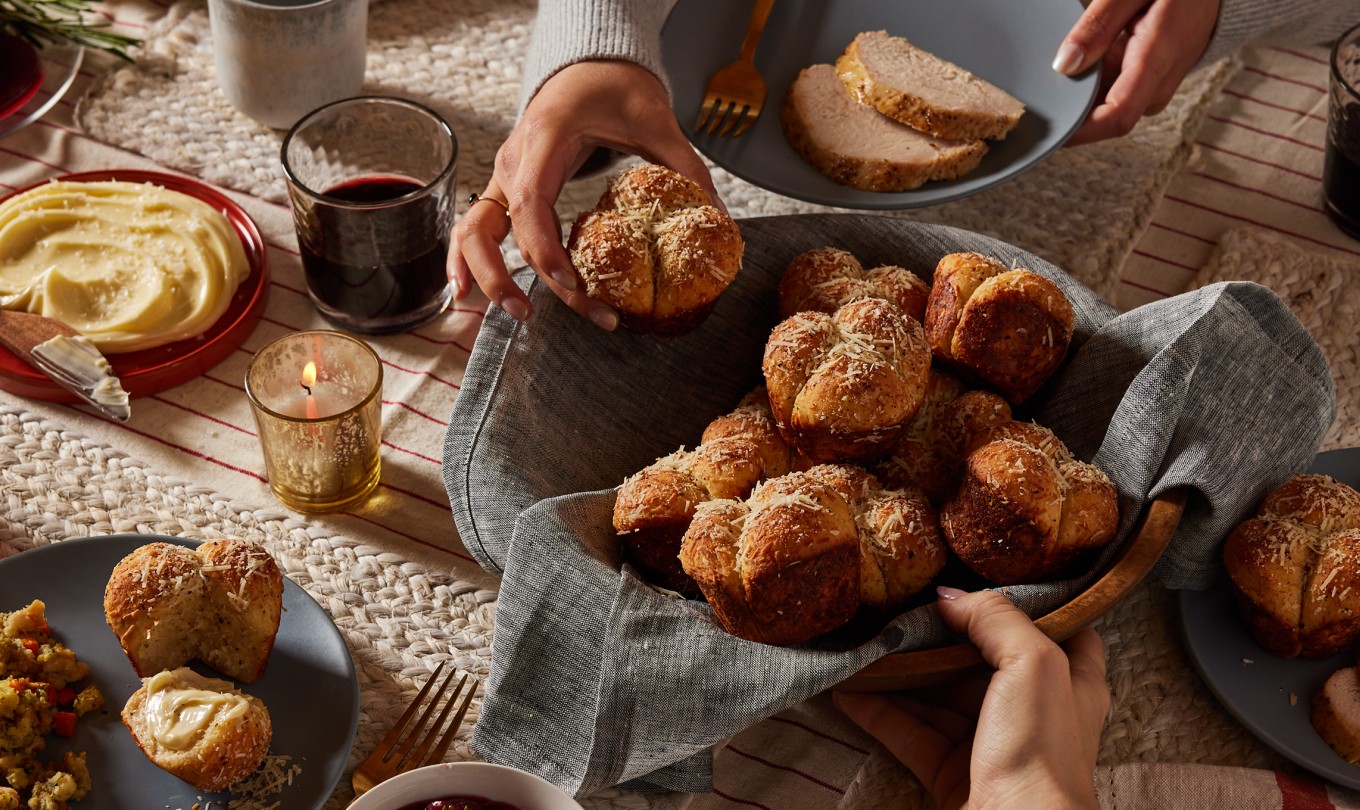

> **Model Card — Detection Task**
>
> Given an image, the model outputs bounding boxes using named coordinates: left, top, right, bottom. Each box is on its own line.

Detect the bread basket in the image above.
left=448, top=214, right=1188, bottom=692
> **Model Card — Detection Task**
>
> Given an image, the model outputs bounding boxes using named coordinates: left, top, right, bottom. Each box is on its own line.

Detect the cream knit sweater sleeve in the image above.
left=518, top=0, right=1359, bottom=114
left=1202, top=0, right=1359, bottom=63
left=517, top=0, right=676, bottom=112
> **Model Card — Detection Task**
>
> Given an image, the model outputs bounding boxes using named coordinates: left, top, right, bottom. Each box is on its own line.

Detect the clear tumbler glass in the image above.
left=281, top=96, right=457, bottom=334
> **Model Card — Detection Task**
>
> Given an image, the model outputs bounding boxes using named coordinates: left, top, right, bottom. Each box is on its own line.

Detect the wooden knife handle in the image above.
left=0, top=310, right=80, bottom=358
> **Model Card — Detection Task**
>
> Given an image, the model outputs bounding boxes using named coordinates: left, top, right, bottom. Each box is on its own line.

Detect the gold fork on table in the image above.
left=694, top=0, right=778, bottom=136
left=351, top=662, right=479, bottom=798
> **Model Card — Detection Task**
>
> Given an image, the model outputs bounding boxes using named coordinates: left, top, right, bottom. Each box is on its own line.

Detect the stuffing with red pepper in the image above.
left=1, top=600, right=102, bottom=810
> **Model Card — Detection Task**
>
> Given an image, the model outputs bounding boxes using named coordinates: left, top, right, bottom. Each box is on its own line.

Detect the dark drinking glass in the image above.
left=1325, top=23, right=1360, bottom=240
left=282, top=97, right=457, bottom=334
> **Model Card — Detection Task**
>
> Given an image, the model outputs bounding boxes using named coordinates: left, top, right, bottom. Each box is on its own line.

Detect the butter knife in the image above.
left=0, top=310, right=132, bottom=421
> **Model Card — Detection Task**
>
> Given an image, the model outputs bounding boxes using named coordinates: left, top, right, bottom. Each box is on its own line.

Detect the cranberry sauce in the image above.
left=396, top=795, right=525, bottom=810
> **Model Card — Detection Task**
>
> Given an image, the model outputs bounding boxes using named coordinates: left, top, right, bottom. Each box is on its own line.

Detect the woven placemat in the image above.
left=1095, top=581, right=1279, bottom=769
left=0, top=405, right=664, bottom=810
left=75, top=0, right=1238, bottom=308
left=76, top=0, right=545, bottom=207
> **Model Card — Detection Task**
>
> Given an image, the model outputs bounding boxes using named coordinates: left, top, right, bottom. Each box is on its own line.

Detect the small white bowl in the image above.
left=349, top=762, right=584, bottom=810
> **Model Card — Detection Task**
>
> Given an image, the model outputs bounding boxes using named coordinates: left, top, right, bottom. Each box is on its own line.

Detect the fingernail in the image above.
left=500, top=297, right=530, bottom=322
left=936, top=585, right=967, bottom=601
left=1052, top=42, right=1085, bottom=76
left=550, top=268, right=578, bottom=291
left=589, top=306, right=619, bottom=331
left=449, top=274, right=464, bottom=299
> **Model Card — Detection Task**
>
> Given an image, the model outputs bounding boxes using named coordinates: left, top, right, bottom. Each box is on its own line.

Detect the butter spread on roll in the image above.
left=0, top=180, right=249, bottom=353
left=142, top=668, right=254, bottom=750
left=122, top=666, right=272, bottom=792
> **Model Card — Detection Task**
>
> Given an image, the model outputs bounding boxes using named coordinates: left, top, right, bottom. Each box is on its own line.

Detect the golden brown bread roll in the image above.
left=814, top=465, right=947, bottom=613
left=872, top=369, right=1013, bottom=504
left=567, top=164, right=743, bottom=336
left=777, top=246, right=930, bottom=321
left=103, top=539, right=284, bottom=683
left=122, top=667, right=272, bottom=792
left=941, top=421, right=1118, bottom=584
left=678, top=464, right=945, bottom=644
left=763, top=297, right=931, bottom=463
left=680, top=465, right=861, bottom=645
left=613, top=388, right=803, bottom=593
left=1223, top=474, right=1360, bottom=659
left=923, top=252, right=1075, bottom=404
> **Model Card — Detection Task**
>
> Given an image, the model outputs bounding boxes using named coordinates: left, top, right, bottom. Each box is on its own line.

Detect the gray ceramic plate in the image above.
left=0, top=535, right=359, bottom=808
left=661, top=0, right=1099, bottom=210
left=1179, top=448, right=1360, bottom=790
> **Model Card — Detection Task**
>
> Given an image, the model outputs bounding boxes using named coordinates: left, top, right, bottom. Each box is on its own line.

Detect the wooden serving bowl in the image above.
left=838, top=487, right=1188, bottom=690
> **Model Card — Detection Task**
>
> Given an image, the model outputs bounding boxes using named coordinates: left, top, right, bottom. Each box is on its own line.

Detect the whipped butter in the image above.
left=30, top=334, right=132, bottom=421
left=0, top=180, right=249, bottom=353
left=143, top=667, right=252, bottom=751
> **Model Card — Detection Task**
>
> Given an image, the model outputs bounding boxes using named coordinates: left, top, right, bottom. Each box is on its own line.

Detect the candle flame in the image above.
left=300, top=361, right=317, bottom=389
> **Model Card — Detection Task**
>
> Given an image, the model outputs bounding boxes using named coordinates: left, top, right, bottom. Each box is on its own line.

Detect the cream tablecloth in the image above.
left=2, top=1, right=1360, bottom=807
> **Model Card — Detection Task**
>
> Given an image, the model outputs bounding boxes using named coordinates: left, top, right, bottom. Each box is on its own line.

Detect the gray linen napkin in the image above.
left=442, top=214, right=1334, bottom=796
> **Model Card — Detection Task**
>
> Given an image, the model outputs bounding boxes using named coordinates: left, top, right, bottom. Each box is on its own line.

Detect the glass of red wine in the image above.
left=281, top=96, right=457, bottom=334
left=0, top=35, right=45, bottom=122
left=1325, top=22, right=1360, bottom=240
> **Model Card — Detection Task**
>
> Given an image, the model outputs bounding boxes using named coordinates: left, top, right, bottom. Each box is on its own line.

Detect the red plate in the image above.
left=0, top=170, right=270, bottom=402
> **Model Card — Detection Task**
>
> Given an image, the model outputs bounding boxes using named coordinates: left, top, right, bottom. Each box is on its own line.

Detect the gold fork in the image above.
left=351, top=663, right=479, bottom=798
left=695, top=0, right=777, bottom=137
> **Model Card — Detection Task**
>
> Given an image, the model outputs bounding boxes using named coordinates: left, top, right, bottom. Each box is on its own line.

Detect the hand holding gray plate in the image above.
left=662, top=0, right=1099, bottom=209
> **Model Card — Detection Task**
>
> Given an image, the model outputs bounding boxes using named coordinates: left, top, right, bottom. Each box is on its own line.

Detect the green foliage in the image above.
left=0, top=0, right=140, bottom=61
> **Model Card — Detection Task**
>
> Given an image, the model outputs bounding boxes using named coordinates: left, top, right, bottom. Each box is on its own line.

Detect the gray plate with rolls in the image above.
left=0, top=535, right=359, bottom=809
left=1179, top=447, right=1360, bottom=790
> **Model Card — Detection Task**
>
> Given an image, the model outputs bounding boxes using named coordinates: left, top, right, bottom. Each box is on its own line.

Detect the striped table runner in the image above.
left=1119, top=42, right=1360, bottom=310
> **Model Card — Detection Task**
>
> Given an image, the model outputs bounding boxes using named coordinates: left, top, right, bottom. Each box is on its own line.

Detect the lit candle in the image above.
left=300, top=361, right=320, bottom=419
left=245, top=330, right=383, bottom=513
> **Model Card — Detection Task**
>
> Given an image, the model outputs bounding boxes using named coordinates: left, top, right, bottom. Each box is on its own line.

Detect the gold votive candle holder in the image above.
left=245, top=330, right=382, bottom=513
